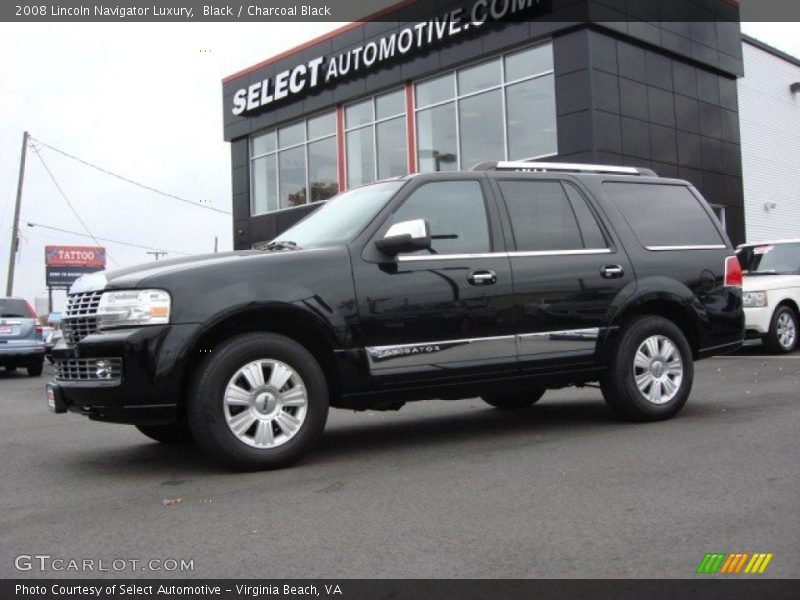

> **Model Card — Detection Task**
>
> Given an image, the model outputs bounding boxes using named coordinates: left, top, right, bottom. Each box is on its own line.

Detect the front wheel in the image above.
left=764, top=306, right=798, bottom=354
left=482, top=387, right=546, bottom=410
left=188, top=333, right=329, bottom=471
left=601, top=316, right=693, bottom=422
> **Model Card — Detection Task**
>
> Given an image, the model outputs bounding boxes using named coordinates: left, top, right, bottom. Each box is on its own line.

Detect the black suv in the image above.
left=48, top=161, right=744, bottom=470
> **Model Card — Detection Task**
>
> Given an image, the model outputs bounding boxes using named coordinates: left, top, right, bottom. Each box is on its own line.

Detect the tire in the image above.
left=600, top=315, right=694, bottom=422
left=27, top=359, right=44, bottom=377
left=188, top=333, right=329, bottom=471
left=4, top=366, right=17, bottom=373
left=135, top=423, right=193, bottom=444
left=764, top=305, right=798, bottom=354
left=481, top=387, right=546, bottom=410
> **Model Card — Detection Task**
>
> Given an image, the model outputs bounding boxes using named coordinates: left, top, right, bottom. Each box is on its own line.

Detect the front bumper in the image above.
left=49, top=323, right=200, bottom=424
left=744, top=305, right=773, bottom=336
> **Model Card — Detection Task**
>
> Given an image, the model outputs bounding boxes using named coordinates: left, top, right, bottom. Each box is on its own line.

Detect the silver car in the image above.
left=0, top=297, right=46, bottom=376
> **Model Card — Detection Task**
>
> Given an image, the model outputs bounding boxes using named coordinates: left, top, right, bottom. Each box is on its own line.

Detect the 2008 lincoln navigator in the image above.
left=47, top=161, right=745, bottom=470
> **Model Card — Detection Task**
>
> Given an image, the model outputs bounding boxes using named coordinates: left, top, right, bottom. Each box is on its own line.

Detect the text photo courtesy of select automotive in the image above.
left=1, top=0, right=800, bottom=590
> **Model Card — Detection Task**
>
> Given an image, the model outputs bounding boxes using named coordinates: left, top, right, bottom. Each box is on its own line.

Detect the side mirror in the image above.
left=375, top=219, right=431, bottom=256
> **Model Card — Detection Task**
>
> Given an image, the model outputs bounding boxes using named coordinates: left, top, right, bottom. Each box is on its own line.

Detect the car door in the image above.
left=491, top=176, right=635, bottom=372
left=352, top=176, right=516, bottom=386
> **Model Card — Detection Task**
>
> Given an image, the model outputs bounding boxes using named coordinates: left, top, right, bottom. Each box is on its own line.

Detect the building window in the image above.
left=345, top=89, right=407, bottom=188
left=415, top=42, right=557, bottom=172
left=249, top=110, right=338, bottom=215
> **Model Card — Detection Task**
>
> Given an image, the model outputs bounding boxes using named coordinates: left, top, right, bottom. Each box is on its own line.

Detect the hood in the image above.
left=69, top=249, right=327, bottom=293
left=742, top=274, right=800, bottom=292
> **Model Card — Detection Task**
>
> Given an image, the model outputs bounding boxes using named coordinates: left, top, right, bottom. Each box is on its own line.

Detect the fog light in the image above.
left=95, top=360, right=112, bottom=380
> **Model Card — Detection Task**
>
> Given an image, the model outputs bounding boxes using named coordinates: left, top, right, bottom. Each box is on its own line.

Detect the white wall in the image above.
left=738, top=41, right=800, bottom=243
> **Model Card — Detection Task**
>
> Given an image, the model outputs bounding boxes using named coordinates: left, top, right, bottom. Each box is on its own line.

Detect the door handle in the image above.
left=467, top=270, right=497, bottom=286
left=600, top=265, right=625, bottom=279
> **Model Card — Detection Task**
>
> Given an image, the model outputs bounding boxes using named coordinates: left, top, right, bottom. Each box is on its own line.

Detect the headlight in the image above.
left=742, top=291, right=768, bottom=308
left=96, top=289, right=171, bottom=329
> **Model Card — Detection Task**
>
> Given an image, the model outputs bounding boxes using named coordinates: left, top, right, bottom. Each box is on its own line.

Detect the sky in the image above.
left=0, top=20, right=798, bottom=312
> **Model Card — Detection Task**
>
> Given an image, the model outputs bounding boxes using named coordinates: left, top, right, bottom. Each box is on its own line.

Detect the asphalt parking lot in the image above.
left=1, top=345, right=798, bottom=579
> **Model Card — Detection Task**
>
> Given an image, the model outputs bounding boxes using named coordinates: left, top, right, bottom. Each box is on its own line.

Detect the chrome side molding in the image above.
left=645, top=245, right=727, bottom=251
left=366, top=328, right=605, bottom=372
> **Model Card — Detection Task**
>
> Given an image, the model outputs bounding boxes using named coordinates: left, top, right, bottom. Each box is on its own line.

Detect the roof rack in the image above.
left=469, top=160, right=658, bottom=177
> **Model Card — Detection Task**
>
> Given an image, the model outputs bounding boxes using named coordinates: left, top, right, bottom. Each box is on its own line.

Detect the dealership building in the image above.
left=738, top=35, right=800, bottom=243
left=222, top=0, right=748, bottom=249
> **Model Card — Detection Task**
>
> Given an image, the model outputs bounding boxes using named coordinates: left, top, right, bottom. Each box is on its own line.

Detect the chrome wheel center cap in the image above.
left=253, top=391, right=277, bottom=415
left=650, top=360, right=665, bottom=378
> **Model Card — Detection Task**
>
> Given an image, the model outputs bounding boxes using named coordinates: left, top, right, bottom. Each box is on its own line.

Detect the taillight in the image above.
left=36, top=326, right=43, bottom=336
left=724, top=255, right=742, bottom=287
left=26, top=301, right=38, bottom=319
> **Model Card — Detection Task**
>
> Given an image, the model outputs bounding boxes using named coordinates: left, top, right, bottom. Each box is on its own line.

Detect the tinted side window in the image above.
left=391, top=181, right=491, bottom=255
left=604, top=182, right=724, bottom=247
left=498, top=180, right=583, bottom=251
left=563, top=183, right=608, bottom=249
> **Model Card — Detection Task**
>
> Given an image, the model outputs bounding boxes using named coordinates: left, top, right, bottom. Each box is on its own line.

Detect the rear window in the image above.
left=603, top=182, right=724, bottom=248
left=0, top=299, right=32, bottom=318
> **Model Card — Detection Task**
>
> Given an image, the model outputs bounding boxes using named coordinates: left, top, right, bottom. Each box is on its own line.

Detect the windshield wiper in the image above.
left=265, top=240, right=300, bottom=251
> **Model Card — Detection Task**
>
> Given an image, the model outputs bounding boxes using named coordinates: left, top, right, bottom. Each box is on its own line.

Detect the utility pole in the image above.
left=146, top=251, right=167, bottom=261
left=214, top=236, right=218, bottom=253
left=5, top=130, right=29, bottom=296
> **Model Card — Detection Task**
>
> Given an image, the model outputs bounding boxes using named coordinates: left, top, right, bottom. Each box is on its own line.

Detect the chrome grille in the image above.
left=64, top=291, right=103, bottom=317
left=54, top=358, right=122, bottom=383
left=62, top=317, right=99, bottom=346
left=63, top=292, right=103, bottom=345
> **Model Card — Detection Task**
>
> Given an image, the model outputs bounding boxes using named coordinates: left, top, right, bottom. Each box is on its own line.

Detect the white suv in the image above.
left=737, top=240, right=800, bottom=353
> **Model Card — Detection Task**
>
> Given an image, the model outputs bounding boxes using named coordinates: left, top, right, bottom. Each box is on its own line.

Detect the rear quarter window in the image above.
left=603, top=182, right=724, bottom=248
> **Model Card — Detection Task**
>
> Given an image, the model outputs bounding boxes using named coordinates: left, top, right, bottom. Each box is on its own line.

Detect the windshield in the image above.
left=272, top=180, right=404, bottom=249
left=737, top=242, right=800, bottom=275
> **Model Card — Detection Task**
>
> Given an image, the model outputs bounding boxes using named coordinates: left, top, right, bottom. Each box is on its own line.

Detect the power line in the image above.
left=30, top=137, right=232, bottom=216
left=30, top=145, right=119, bottom=266
left=26, top=221, right=191, bottom=255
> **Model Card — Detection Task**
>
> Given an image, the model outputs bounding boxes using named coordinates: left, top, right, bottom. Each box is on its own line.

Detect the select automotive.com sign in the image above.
left=231, top=0, right=545, bottom=116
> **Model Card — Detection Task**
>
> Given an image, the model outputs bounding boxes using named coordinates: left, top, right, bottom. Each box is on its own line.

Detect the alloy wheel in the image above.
left=223, top=359, right=308, bottom=448
left=632, top=335, right=684, bottom=405
left=776, top=311, right=797, bottom=350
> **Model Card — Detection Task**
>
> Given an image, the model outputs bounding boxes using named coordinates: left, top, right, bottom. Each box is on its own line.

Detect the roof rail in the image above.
left=469, top=160, right=657, bottom=177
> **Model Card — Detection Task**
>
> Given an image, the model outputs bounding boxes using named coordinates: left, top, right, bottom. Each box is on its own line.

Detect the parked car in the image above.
left=47, top=162, right=744, bottom=470
left=44, top=329, right=63, bottom=364
left=737, top=239, right=800, bottom=353
left=0, top=297, right=46, bottom=376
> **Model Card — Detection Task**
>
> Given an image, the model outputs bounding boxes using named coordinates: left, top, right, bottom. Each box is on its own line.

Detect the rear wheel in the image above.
left=27, top=359, right=44, bottom=377
left=601, top=316, right=693, bottom=422
left=764, top=306, right=798, bottom=354
left=188, top=333, right=329, bottom=471
left=481, top=387, right=546, bottom=410
left=135, top=423, right=193, bottom=444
